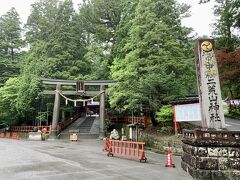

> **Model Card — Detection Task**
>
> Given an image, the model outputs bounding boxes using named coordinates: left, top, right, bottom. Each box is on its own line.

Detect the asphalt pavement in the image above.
left=225, top=117, right=240, bottom=131
left=0, top=138, right=192, bottom=180
left=188, top=116, right=240, bottom=131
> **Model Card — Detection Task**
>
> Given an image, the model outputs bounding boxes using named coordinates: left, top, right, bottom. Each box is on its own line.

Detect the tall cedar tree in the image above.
left=110, top=0, right=195, bottom=125
left=213, top=0, right=240, bottom=51
left=0, top=8, right=23, bottom=86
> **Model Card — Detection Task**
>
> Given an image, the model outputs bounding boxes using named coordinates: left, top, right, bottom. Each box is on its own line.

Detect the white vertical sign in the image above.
left=195, top=40, right=225, bottom=129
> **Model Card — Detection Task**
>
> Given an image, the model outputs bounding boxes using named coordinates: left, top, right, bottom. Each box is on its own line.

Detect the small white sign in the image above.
left=175, top=103, right=201, bottom=122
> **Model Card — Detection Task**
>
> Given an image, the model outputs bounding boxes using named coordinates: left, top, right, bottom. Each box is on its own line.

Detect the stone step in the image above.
left=58, top=133, right=99, bottom=139
left=59, top=116, right=99, bottom=139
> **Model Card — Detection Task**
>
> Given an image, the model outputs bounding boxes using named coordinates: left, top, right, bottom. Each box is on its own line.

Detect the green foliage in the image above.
left=83, top=44, right=110, bottom=80
left=36, top=112, right=48, bottom=124
left=159, top=126, right=174, bottom=135
left=0, top=77, right=20, bottom=122
left=212, top=0, right=240, bottom=103
left=213, top=0, right=240, bottom=51
left=104, top=120, right=114, bottom=132
left=0, top=0, right=198, bottom=127
left=156, top=105, right=173, bottom=123
left=0, top=8, right=24, bottom=86
left=79, top=0, right=123, bottom=45
left=109, top=0, right=195, bottom=125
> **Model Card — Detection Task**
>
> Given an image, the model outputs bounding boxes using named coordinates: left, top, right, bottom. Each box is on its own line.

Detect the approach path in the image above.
left=225, top=117, right=240, bottom=131
left=0, top=139, right=192, bottom=180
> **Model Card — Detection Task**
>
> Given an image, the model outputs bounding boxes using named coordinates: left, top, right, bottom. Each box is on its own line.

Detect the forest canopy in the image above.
left=0, top=0, right=239, bottom=125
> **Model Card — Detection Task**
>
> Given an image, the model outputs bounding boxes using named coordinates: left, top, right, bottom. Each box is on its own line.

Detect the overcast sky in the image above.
left=0, top=0, right=216, bottom=37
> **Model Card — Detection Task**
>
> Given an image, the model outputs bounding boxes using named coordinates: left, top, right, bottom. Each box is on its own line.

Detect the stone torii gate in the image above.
left=40, top=78, right=115, bottom=139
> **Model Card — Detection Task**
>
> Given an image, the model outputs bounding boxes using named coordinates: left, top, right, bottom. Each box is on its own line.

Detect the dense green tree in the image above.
left=110, top=0, right=195, bottom=125
left=0, top=8, right=23, bottom=86
left=25, top=0, right=60, bottom=43
left=79, top=0, right=123, bottom=44
left=10, top=0, right=90, bottom=123
left=26, top=0, right=89, bottom=80
left=0, top=77, right=20, bottom=122
left=212, top=0, right=240, bottom=51
left=0, top=0, right=199, bottom=126
left=83, top=44, right=110, bottom=80
left=14, top=41, right=49, bottom=122
left=79, top=0, right=123, bottom=68
left=210, top=0, right=240, bottom=105
left=45, top=0, right=89, bottom=79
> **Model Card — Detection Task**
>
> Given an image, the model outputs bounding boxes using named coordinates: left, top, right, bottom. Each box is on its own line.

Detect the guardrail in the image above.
left=57, top=113, right=81, bottom=133
left=106, top=116, right=150, bottom=127
left=103, top=138, right=147, bottom=162
left=9, top=126, right=51, bottom=133
left=0, top=133, right=4, bottom=138
left=0, top=132, right=20, bottom=140
left=9, top=113, right=81, bottom=134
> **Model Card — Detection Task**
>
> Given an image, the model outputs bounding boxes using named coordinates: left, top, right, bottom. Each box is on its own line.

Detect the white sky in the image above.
left=0, top=0, right=216, bottom=37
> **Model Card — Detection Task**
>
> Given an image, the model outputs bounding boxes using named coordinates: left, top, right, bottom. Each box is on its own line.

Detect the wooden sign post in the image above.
left=195, top=39, right=225, bottom=129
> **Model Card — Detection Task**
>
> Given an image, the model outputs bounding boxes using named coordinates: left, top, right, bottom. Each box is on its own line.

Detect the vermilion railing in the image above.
left=105, top=116, right=150, bottom=127
left=9, top=113, right=81, bottom=134
left=57, top=113, right=81, bottom=133
left=9, top=126, right=51, bottom=133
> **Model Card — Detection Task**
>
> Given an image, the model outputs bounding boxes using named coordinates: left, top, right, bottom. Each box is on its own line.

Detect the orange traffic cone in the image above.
left=165, top=148, right=175, bottom=168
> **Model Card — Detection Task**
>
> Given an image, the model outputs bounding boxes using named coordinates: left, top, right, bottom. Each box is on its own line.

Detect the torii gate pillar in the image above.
left=49, top=84, right=61, bottom=140
left=99, top=85, right=105, bottom=139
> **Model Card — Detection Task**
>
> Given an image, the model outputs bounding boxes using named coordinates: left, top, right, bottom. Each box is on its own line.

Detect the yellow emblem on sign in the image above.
left=201, top=41, right=213, bottom=52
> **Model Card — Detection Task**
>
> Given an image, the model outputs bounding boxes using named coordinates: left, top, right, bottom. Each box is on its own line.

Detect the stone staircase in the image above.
left=79, top=116, right=95, bottom=133
left=59, top=116, right=99, bottom=139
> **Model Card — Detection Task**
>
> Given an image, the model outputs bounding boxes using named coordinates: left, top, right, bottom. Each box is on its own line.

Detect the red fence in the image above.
left=9, top=126, right=51, bottom=133
left=103, top=138, right=147, bottom=162
left=57, top=113, right=81, bottom=133
left=0, top=132, right=20, bottom=140
left=106, top=116, right=150, bottom=127
left=0, top=133, right=4, bottom=138
left=9, top=113, right=81, bottom=134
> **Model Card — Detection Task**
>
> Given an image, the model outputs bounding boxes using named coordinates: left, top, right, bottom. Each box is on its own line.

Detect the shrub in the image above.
left=156, top=105, right=173, bottom=123
left=160, top=126, right=174, bottom=135
left=104, top=120, right=114, bottom=132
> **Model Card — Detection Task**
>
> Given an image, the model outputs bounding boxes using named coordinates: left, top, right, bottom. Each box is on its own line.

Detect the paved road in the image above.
left=225, top=117, right=240, bottom=131
left=0, top=139, right=192, bottom=180
left=189, top=117, right=240, bottom=131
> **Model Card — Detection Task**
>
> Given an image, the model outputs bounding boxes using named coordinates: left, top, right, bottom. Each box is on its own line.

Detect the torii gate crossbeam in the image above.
left=40, top=78, right=115, bottom=140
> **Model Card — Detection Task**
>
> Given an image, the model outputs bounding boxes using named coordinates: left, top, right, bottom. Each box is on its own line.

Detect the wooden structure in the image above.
left=195, top=39, right=225, bottom=129
left=181, top=39, right=235, bottom=180
left=40, top=78, right=115, bottom=139
left=10, top=125, right=51, bottom=133
left=171, top=97, right=200, bottom=134
left=105, top=115, right=150, bottom=127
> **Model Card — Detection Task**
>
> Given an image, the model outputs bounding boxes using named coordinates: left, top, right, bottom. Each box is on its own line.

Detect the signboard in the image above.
left=175, top=103, right=201, bottom=122
left=195, top=40, right=225, bottom=129
left=76, top=81, right=85, bottom=93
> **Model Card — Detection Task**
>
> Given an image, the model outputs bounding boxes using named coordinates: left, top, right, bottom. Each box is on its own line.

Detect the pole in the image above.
left=49, top=84, right=61, bottom=140
left=99, top=85, right=105, bottom=139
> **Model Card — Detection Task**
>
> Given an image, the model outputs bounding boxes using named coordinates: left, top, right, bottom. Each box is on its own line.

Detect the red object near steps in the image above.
left=165, top=149, right=175, bottom=168
left=103, top=138, right=147, bottom=162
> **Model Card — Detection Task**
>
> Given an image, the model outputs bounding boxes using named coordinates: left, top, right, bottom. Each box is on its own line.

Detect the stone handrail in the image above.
left=182, top=128, right=240, bottom=147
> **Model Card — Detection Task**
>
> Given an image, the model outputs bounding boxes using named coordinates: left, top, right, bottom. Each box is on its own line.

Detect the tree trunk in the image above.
left=150, top=110, right=158, bottom=126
